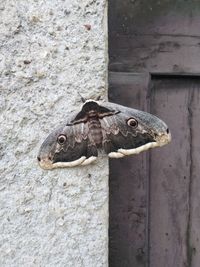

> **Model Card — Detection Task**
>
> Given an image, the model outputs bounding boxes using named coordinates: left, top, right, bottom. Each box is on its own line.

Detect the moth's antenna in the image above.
left=78, top=92, right=86, bottom=103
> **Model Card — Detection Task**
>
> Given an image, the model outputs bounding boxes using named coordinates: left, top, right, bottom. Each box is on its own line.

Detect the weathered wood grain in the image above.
left=109, top=0, right=200, bottom=74
left=149, top=77, right=192, bottom=267
left=109, top=72, right=150, bottom=267
left=187, top=83, right=200, bottom=267
left=109, top=1, right=200, bottom=266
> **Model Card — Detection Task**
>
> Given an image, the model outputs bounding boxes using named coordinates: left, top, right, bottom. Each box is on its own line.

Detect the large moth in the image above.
left=37, top=100, right=171, bottom=169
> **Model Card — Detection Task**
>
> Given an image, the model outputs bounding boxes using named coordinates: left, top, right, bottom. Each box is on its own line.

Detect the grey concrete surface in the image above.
left=0, top=0, right=108, bottom=266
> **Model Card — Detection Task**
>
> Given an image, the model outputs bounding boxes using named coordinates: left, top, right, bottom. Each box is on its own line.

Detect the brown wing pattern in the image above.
left=38, top=122, right=98, bottom=169
left=38, top=100, right=171, bottom=169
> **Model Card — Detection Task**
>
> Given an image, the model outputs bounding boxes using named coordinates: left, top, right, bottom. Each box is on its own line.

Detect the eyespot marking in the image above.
left=127, top=118, right=138, bottom=128
left=57, top=134, right=67, bottom=145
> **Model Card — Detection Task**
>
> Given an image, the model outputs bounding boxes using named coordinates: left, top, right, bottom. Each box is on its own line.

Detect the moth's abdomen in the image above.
left=88, top=118, right=103, bottom=147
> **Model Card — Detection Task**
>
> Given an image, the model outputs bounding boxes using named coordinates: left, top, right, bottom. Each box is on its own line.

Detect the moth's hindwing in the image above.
left=37, top=121, right=98, bottom=169
left=100, top=101, right=171, bottom=158
left=37, top=100, right=171, bottom=169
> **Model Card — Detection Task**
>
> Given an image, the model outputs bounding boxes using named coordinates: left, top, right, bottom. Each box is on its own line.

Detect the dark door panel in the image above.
left=149, top=76, right=200, bottom=267
left=109, top=75, right=200, bottom=267
left=109, top=72, right=150, bottom=267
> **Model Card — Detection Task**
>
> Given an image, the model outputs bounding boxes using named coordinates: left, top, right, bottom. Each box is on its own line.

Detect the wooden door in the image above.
left=108, top=1, right=200, bottom=266
left=109, top=74, right=200, bottom=267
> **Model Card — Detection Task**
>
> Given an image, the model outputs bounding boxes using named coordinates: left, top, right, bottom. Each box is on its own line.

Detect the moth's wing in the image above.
left=101, top=113, right=155, bottom=157
left=100, top=101, right=171, bottom=158
left=38, top=114, right=98, bottom=169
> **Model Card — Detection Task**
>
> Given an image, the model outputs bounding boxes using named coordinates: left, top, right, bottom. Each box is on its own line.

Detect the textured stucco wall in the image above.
left=0, top=0, right=108, bottom=266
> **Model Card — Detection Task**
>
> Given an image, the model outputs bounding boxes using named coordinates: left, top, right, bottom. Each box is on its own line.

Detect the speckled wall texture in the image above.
left=0, top=0, right=108, bottom=266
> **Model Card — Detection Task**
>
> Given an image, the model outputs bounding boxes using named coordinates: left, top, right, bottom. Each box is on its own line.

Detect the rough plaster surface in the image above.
left=0, top=0, right=108, bottom=266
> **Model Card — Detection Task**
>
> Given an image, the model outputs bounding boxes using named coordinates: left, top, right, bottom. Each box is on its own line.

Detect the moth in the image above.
left=37, top=100, right=171, bottom=169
